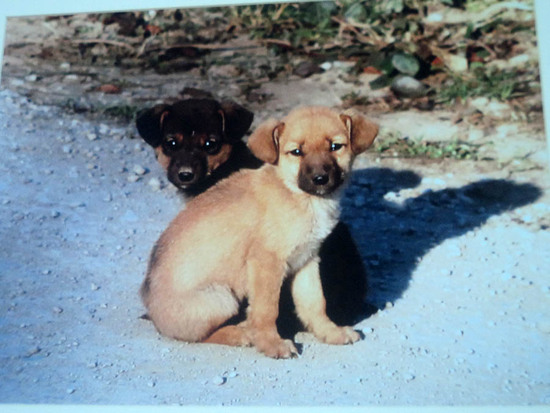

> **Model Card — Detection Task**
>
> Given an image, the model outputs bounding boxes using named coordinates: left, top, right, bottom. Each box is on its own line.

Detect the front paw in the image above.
left=256, top=337, right=298, bottom=359
left=317, top=325, right=361, bottom=345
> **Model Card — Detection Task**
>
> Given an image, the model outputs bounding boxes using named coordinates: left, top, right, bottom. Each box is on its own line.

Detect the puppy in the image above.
left=137, top=99, right=373, bottom=330
left=140, top=106, right=378, bottom=358
left=135, top=98, right=262, bottom=196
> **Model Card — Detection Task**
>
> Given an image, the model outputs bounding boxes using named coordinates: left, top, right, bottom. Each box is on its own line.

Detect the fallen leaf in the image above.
left=363, top=66, right=382, bottom=74
left=98, top=84, right=122, bottom=94
left=431, top=56, right=444, bottom=68
left=145, top=24, right=161, bottom=36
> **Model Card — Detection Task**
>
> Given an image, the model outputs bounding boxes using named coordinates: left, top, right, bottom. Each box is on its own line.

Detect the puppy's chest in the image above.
left=286, top=197, right=339, bottom=273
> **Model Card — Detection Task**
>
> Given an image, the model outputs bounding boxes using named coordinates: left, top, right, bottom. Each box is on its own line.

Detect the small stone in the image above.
left=294, top=61, right=323, bottom=78
left=127, top=174, right=140, bottom=183
left=391, top=76, right=428, bottom=98
left=148, top=177, right=162, bottom=191
left=509, top=54, right=530, bottom=67
left=133, top=165, right=147, bottom=176
left=63, top=74, right=80, bottom=83
left=320, top=62, right=333, bottom=71
left=447, top=54, right=468, bottom=72
left=50, top=210, right=61, bottom=218
left=66, top=388, right=76, bottom=394
left=26, top=346, right=41, bottom=357
left=53, top=306, right=63, bottom=314
left=91, top=283, right=100, bottom=291
left=212, top=376, right=226, bottom=386
left=208, top=64, right=241, bottom=79
left=485, top=100, right=512, bottom=119
left=404, top=373, right=416, bottom=382
left=426, top=13, right=443, bottom=22
left=470, top=97, right=489, bottom=112
left=86, top=133, right=98, bottom=141
left=521, top=214, right=534, bottom=224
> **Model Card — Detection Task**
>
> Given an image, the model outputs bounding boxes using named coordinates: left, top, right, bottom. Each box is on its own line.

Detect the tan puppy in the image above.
left=141, top=106, right=378, bottom=358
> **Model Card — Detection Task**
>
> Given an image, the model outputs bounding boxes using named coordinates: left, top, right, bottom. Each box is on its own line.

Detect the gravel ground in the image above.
left=1, top=84, right=549, bottom=407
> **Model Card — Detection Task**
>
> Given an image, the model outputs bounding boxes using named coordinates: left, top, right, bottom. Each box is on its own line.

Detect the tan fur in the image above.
left=154, top=147, right=170, bottom=170
left=141, top=106, right=378, bottom=358
left=205, top=143, right=233, bottom=174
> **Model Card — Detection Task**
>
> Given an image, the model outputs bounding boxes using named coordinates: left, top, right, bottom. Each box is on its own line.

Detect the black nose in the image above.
left=312, top=174, right=329, bottom=186
left=178, top=171, right=195, bottom=182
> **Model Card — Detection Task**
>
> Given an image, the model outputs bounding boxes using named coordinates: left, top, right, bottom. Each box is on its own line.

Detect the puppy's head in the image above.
left=248, top=107, right=378, bottom=196
left=135, top=99, right=253, bottom=191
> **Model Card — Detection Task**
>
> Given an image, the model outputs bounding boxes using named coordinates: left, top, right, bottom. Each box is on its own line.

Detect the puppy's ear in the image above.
left=135, top=104, right=171, bottom=148
left=340, top=111, right=379, bottom=155
left=219, top=101, right=254, bottom=141
left=248, top=119, right=284, bottom=164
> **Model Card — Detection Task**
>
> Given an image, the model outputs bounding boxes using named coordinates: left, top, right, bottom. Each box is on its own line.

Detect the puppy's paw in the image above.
left=256, top=338, right=298, bottom=359
left=317, top=325, right=361, bottom=345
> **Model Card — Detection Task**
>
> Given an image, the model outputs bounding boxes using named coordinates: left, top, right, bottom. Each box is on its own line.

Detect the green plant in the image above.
left=375, top=133, right=480, bottom=160
left=102, top=104, right=140, bottom=121
left=227, top=2, right=340, bottom=48
left=438, top=68, right=526, bottom=104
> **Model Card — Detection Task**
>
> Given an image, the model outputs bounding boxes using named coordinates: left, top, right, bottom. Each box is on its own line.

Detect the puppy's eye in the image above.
left=330, top=143, right=344, bottom=152
left=165, top=136, right=179, bottom=149
left=203, top=138, right=221, bottom=155
left=289, top=148, right=303, bottom=157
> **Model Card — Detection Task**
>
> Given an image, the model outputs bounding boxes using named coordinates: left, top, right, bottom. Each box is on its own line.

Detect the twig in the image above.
left=469, top=40, right=498, bottom=60
left=72, top=39, right=135, bottom=52
left=140, top=42, right=266, bottom=55
left=331, top=17, right=383, bottom=46
left=273, top=3, right=289, bottom=21
left=137, top=34, right=158, bottom=57
left=262, top=38, right=293, bottom=49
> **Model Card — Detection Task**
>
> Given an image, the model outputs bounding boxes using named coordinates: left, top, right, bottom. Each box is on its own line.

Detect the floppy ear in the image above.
left=248, top=119, right=284, bottom=164
left=135, top=104, right=171, bottom=148
left=340, top=110, right=379, bottom=155
left=219, top=101, right=254, bottom=141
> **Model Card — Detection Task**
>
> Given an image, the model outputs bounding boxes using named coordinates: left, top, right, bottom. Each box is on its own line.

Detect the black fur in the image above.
left=136, top=99, right=258, bottom=195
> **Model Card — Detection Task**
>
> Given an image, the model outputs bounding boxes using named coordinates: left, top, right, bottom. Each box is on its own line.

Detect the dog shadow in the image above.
left=277, top=167, right=542, bottom=338
left=340, top=167, right=542, bottom=310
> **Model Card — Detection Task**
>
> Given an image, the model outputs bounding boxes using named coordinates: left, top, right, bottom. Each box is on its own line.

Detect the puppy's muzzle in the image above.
left=298, top=155, right=343, bottom=196
left=167, top=152, right=206, bottom=189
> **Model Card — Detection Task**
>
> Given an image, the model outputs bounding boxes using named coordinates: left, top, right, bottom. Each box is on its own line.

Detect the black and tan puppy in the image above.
left=141, top=106, right=378, bottom=358
left=136, top=99, right=262, bottom=196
